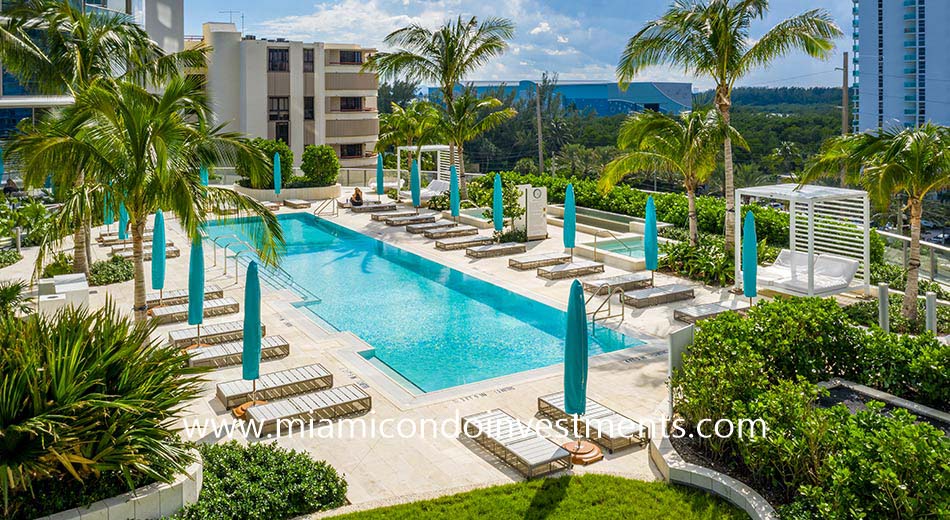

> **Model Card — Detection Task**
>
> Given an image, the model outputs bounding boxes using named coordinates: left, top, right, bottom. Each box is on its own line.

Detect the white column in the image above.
left=289, top=42, right=305, bottom=167
left=807, top=202, right=815, bottom=296
left=789, top=200, right=797, bottom=272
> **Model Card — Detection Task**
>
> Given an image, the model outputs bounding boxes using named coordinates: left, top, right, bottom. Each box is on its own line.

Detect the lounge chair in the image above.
left=674, top=300, right=750, bottom=324
left=188, top=335, right=289, bottom=368
left=150, top=297, right=240, bottom=324
left=262, top=200, right=280, bottom=212
left=424, top=225, right=478, bottom=239
left=461, top=409, right=572, bottom=478
left=98, top=232, right=154, bottom=247
left=754, top=249, right=813, bottom=286
left=98, top=228, right=152, bottom=243
left=406, top=221, right=456, bottom=234
left=351, top=202, right=398, bottom=213
left=771, top=254, right=860, bottom=296
left=509, top=252, right=571, bottom=270
left=146, top=284, right=224, bottom=307
left=537, top=261, right=604, bottom=280
left=366, top=178, right=404, bottom=194
left=399, top=179, right=450, bottom=202
left=370, top=210, right=417, bottom=221
left=537, top=392, right=649, bottom=452
left=113, top=245, right=181, bottom=261
left=246, top=384, right=372, bottom=434
left=435, top=235, right=494, bottom=251
left=110, top=241, right=174, bottom=256
left=621, top=284, right=694, bottom=308
left=282, top=199, right=310, bottom=209
left=582, top=272, right=652, bottom=295
left=465, top=242, right=527, bottom=258
left=386, top=214, right=436, bottom=226
left=168, top=320, right=265, bottom=349
left=216, top=363, right=332, bottom=409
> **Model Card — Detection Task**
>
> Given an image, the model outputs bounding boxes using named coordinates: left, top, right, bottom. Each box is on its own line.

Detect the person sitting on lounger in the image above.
left=350, top=187, right=364, bottom=207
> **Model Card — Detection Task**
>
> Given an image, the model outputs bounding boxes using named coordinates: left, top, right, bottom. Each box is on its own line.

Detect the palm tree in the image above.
left=440, top=89, right=516, bottom=181
left=802, top=123, right=950, bottom=321
left=618, top=0, right=841, bottom=249
left=601, top=109, right=745, bottom=246
left=376, top=100, right=443, bottom=170
left=0, top=0, right=206, bottom=276
left=10, top=77, right=284, bottom=321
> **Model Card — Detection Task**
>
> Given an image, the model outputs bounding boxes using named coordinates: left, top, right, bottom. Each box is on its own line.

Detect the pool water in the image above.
left=205, top=214, right=644, bottom=393
left=587, top=238, right=646, bottom=259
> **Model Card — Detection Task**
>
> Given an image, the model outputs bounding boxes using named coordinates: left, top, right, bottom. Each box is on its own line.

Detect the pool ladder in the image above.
left=586, top=285, right=627, bottom=327
left=592, top=229, right=638, bottom=259
left=207, top=233, right=322, bottom=303
left=313, top=198, right=338, bottom=218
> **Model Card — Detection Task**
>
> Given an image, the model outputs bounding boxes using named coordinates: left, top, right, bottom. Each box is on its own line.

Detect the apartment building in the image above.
left=190, top=22, right=379, bottom=169
left=0, top=0, right=184, bottom=137
left=852, top=0, right=950, bottom=131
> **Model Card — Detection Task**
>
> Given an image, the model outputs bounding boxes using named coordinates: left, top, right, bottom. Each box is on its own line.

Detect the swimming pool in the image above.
left=586, top=237, right=646, bottom=259
left=205, top=214, right=643, bottom=393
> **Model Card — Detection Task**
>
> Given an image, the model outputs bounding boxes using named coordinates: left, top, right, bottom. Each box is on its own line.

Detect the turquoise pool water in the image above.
left=205, top=214, right=643, bottom=393
left=586, top=238, right=646, bottom=259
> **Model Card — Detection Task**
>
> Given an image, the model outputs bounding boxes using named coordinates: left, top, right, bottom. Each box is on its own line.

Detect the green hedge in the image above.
left=844, top=293, right=950, bottom=334
left=89, top=256, right=134, bottom=286
left=175, top=441, right=346, bottom=520
left=300, top=144, right=340, bottom=187
left=0, top=249, right=22, bottom=269
left=672, top=298, right=950, bottom=517
left=236, top=138, right=293, bottom=189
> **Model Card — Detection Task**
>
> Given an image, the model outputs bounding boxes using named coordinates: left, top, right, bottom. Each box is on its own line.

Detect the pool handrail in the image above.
left=592, top=228, right=639, bottom=259
left=587, top=285, right=626, bottom=326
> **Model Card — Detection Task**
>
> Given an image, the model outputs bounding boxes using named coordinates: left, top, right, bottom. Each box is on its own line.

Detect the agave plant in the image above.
left=0, top=302, right=205, bottom=516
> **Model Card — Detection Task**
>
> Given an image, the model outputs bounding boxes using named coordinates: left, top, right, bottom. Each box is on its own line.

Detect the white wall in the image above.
left=144, top=0, right=184, bottom=54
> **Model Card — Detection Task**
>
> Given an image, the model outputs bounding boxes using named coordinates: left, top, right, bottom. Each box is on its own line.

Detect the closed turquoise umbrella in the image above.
left=410, top=159, right=421, bottom=207
left=450, top=165, right=460, bottom=221
left=151, top=210, right=166, bottom=304
left=564, top=279, right=588, bottom=416
left=273, top=152, right=281, bottom=196
left=742, top=212, right=758, bottom=301
left=564, top=183, right=576, bottom=259
left=188, top=237, right=205, bottom=345
left=200, top=165, right=209, bottom=186
left=492, top=173, right=503, bottom=232
left=241, top=261, right=263, bottom=413
left=118, top=201, right=129, bottom=240
left=375, top=153, right=384, bottom=201
left=644, top=196, right=658, bottom=285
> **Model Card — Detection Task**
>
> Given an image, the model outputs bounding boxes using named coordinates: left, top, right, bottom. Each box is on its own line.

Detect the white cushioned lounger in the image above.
left=188, top=335, right=289, bottom=368
left=461, top=409, right=572, bottom=478
left=216, top=363, right=332, bottom=409
left=537, top=392, right=649, bottom=452
left=246, top=384, right=372, bottom=434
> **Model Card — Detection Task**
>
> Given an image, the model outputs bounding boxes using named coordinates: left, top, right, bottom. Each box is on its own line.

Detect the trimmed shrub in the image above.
left=0, top=248, right=22, bottom=268
left=844, top=293, right=950, bottom=335
left=88, top=256, right=134, bottom=286
left=300, top=144, right=340, bottom=187
left=236, top=138, right=293, bottom=189
left=174, top=441, right=346, bottom=520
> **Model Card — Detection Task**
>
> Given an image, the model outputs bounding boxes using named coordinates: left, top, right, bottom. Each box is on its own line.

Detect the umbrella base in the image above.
left=232, top=400, right=268, bottom=420
left=561, top=440, right=603, bottom=465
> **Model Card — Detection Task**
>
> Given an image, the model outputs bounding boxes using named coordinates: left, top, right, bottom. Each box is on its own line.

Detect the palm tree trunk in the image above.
left=718, top=91, right=736, bottom=250
left=71, top=172, right=89, bottom=276
left=131, top=217, right=148, bottom=321
left=687, top=187, right=699, bottom=247
left=902, top=199, right=923, bottom=321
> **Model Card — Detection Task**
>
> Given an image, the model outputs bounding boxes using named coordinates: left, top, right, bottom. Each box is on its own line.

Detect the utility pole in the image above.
left=841, top=52, right=850, bottom=136
left=535, top=82, right=544, bottom=176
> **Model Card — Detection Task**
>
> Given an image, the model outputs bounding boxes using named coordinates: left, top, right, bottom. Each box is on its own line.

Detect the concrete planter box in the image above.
left=42, top=450, right=203, bottom=520
left=233, top=183, right=341, bottom=202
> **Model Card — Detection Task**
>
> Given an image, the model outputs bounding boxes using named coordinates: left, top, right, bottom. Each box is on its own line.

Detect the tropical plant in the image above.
left=235, top=138, right=292, bottom=189
left=40, top=251, right=72, bottom=278
left=0, top=249, right=22, bottom=269
left=602, top=109, right=744, bottom=245
left=0, top=280, right=31, bottom=317
left=300, top=144, right=340, bottom=187
left=10, top=76, right=284, bottom=321
left=87, top=256, right=134, bottom=286
left=375, top=100, right=443, bottom=166
left=618, top=0, right=841, bottom=248
left=803, top=123, right=950, bottom=321
left=440, top=88, right=516, bottom=180
left=0, top=0, right=207, bottom=276
left=0, top=302, right=204, bottom=517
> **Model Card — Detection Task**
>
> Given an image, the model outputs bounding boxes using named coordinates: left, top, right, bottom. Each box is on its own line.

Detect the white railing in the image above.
left=877, top=229, right=950, bottom=286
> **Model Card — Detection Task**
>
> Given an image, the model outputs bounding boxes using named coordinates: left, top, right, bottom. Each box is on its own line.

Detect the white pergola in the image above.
left=395, top=144, right=460, bottom=185
left=734, top=183, right=871, bottom=297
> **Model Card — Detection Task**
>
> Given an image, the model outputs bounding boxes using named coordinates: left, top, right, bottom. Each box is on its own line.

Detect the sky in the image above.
left=183, top=0, right=855, bottom=91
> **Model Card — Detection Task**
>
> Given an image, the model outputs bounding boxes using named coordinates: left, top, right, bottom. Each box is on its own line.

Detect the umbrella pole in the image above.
left=651, top=270, right=655, bottom=287
left=159, top=289, right=163, bottom=307
left=196, top=323, right=201, bottom=346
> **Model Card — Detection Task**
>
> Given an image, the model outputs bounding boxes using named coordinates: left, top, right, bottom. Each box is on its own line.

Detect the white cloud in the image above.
left=556, top=35, right=569, bottom=44
left=529, top=22, right=551, bottom=35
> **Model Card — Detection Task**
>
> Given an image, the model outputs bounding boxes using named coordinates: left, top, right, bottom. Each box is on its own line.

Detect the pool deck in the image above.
left=0, top=191, right=748, bottom=512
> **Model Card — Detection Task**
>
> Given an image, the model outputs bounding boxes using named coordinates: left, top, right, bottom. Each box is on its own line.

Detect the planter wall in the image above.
left=233, top=183, right=341, bottom=202
left=43, top=450, right=203, bottom=520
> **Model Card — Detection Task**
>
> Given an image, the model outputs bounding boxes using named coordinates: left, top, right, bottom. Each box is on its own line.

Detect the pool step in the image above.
left=424, top=225, right=478, bottom=239
left=407, top=221, right=456, bottom=234
left=435, top=235, right=494, bottom=251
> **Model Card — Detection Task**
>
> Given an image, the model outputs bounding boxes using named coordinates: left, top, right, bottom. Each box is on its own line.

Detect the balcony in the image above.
left=905, top=95, right=917, bottom=101
left=904, top=40, right=917, bottom=47
left=904, top=67, right=917, bottom=74
left=904, top=81, right=917, bottom=88
left=328, top=107, right=378, bottom=113
left=904, top=0, right=916, bottom=5
left=904, top=13, right=917, bottom=20
left=324, top=73, right=378, bottom=91
left=904, top=53, right=917, bottom=61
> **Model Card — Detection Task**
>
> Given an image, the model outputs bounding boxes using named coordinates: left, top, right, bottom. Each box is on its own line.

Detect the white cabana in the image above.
left=734, top=183, right=871, bottom=297
left=395, top=144, right=460, bottom=182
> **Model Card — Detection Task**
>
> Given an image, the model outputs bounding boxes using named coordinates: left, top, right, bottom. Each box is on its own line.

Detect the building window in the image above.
left=275, top=122, right=289, bottom=144
left=303, top=48, right=314, bottom=72
left=340, top=143, right=363, bottom=158
left=340, top=97, right=363, bottom=111
left=338, top=50, right=362, bottom=64
left=268, top=96, right=289, bottom=121
left=268, top=48, right=289, bottom=72
left=304, top=96, right=314, bottom=120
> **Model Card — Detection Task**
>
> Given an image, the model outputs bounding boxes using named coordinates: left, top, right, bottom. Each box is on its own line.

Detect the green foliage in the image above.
left=870, top=262, right=950, bottom=300
left=41, top=251, right=73, bottom=277
left=673, top=297, right=950, bottom=516
left=467, top=173, right=525, bottom=221
left=844, top=293, right=950, bottom=335
left=2, top=302, right=203, bottom=517
left=426, top=193, right=450, bottom=211
left=236, top=138, right=293, bottom=189
left=0, top=249, right=22, bottom=269
left=88, top=256, right=134, bottom=286
left=377, top=79, right=419, bottom=113
left=0, top=280, right=31, bottom=317
left=657, top=229, right=777, bottom=286
left=12, top=470, right=154, bottom=520
left=175, top=441, right=346, bottom=520
left=336, top=474, right=744, bottom=519
left=494, top=228, right=527, bottom=243
left=300, top=145, right=340, bottom=187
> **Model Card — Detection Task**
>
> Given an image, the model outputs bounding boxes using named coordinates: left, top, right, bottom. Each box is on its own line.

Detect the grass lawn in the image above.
left=336, top=474, right=746, bottom=519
